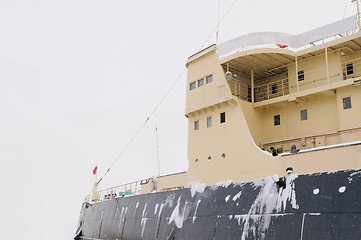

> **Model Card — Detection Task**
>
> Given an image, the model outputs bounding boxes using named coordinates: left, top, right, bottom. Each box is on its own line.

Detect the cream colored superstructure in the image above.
left=138, top=19, right=361, bottom=194
left=179, top=28, right=361, bottom=187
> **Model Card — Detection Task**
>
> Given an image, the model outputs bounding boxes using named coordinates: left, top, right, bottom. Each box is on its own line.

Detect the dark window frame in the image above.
left=190, top=82, right=196, bottom=90
left=197, top=78, right=204, bottom=87
left=194, top=120, right=199, bottom=130
left=207, top=116, right=212, bottom=128
left=271, top=84, right=278, bottom=94
left=220, top=112, right=226, bottom=124
left=206, top=75, right=213, bottom=84
left=346, top=63, right=354, bottom=75
left=343, top=97, right=352, bottom=109
left=300, top=109, right=308, bottom=121
left=298, top=70, right=305, bottom=81
left=274, top=115, right=280, bottom=126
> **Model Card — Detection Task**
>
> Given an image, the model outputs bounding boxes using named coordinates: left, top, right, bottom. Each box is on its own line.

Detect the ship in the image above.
left=75, top=10, right=361, bottom=240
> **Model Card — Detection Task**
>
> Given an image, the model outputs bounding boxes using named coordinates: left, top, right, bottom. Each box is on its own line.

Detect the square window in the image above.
left=220, top=112, right=226, bottom=123
left=300, top=109, right=307, bottom=121
left=207, top=116, right=212, bottom=128
left=298, top=70, right=304, bottom=81
left=206, top=75, right=213, bottom=84
left=272, top=84, right=278, bottom=94
left=198, top=78, right=204, bottom=87
left=346, top=63, right=354, bottom=75
left=194, top=120, right=199, bottom=130
left=274, top=115, right=280, bottom=126
left=190, top=82, right=196, bottom=90
left=343, top=97, right=352, bottom=109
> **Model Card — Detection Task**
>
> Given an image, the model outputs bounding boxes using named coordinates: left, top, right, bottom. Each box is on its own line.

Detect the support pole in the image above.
left=92, top=165, right=98, bottom=201
left=92, top=182, right=98, bottom=201
left=325, top=47, right=330, bottom=84
left=353, top=0, right=361, bottom=29
left=295, top=55, right=299, bottom=92
left=251, top=69, right=254, bottom=103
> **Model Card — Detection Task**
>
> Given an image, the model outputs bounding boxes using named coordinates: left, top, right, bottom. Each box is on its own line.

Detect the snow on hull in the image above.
left=78, top=169, right=361, bottom=240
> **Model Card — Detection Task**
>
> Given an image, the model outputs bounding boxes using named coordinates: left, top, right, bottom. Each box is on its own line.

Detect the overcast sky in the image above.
left=0, top=0, right=356, bottom=239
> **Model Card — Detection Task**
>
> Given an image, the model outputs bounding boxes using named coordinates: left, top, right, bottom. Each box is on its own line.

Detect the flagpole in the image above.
left=92, top=165, right=99, bottom=201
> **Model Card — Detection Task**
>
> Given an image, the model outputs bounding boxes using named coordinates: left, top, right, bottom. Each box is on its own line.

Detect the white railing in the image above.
left=86, top=179, right=149, bottom=203
left=342, top=57, right=361, bottom=80
left=229, top=55, right=361, bottom=103
left=254, top=77, right=289, bottom=102
left=228, top=80, right=250, bottom=101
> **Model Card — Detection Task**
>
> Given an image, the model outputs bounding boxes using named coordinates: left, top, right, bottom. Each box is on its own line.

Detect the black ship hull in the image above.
left=76, top=169, right=361, bottom=239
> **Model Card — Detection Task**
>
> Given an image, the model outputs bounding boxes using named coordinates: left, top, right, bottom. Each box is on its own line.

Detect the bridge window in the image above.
left=206, top=75, right=213, bottom=84
left=220, top=112, right=226, bottom=123
left=346, top=63, right=354, bottom=75
left=298, top=71, right=304, bottom=81
left=343, top=97, right=352, bottom=109
left=190, top=82, right=196, bottom=90
left=198, top=78, right=204, bottom=87
left=272, top=84, right=278, bottom=94
left=274, top=115, right=280, bottom=126
left=300, top=109, right=308, bottom=121
left=207, top=116, right=212, bottom=128
left=194, top=120, right=199, bottom=130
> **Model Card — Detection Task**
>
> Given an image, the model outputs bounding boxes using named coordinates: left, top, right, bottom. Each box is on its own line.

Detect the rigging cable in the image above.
left=97, top=68, right=186, bottom=184
left=200, top=0, right=239, bottom=49
left=155, top=110, right=161, bottom=177
left=343, top=0, right=348, bottom=19
left=219, top=0, right=258, bottom=42
left=216, top=0, right=220, bottom=44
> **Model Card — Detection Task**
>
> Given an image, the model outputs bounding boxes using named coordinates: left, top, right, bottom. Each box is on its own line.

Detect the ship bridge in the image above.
left=220, top=49, right=294, bottom=103
left=218, top=14, right=361, bottom=106
left=183, top=14, right=361, bottom=185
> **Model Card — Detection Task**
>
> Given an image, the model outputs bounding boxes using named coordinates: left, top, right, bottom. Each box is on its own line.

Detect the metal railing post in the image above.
left=251, top=69, right=254, bottom=103
left=295, top=55, right=300, bottom=92
left=325, top=47, right=330, bottom=84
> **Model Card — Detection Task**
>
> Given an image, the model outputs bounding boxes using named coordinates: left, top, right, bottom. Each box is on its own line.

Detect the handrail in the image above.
left=85, top=178, right=149, bottom=203
left=228, top=54, right=361, bottom=103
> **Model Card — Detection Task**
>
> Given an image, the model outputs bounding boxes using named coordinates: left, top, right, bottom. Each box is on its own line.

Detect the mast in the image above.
left=216, top=0, right=220, bottom=43
left=352, top=0, right=361, bottom=29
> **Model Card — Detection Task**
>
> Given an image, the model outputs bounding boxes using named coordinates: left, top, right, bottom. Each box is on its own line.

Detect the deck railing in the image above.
left=254, top=77, right=290, bottom=102
left=86, top=179, right=149, bottom=202
left=229, top=56, right=361, bottom=103
left=228, top=80, right=250, bottom=101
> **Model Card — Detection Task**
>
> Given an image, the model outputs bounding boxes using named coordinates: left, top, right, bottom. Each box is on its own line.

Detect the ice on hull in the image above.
left=77, top=169, right=361, bottom=240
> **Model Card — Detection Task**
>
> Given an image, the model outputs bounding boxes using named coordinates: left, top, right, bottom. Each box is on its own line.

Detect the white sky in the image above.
left=0, top=0, right=356, bottom=239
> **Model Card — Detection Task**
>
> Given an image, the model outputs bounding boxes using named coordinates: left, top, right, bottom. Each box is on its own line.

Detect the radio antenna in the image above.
left=352, top=0, right=361, bottom=29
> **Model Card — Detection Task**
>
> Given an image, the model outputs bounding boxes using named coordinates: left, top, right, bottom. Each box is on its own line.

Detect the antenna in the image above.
left=155, top=110, right=161, bottom=177
left=352, top=0, right=361, bottom=29
left=216, top=0, right=220, bottom=43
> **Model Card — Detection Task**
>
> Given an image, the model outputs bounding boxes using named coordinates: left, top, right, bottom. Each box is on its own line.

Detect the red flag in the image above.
left=93, top=166, right=98, bottom=175
left=277, top=44, right=288, bottom=49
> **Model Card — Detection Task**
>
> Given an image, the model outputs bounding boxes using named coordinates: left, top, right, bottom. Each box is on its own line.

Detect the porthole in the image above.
left=195, top=159, right=199, bottom=164
left=221, top=153, right=226, bottom=159
left=208, top=156, right=212, bottom=162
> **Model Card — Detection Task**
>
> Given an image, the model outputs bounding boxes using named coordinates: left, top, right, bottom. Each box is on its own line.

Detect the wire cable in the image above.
left=219, top=0, right=258, bottom=42
left=97, top=69, right=186, bottom=184
left=200, top=0, right=239, bottom=49
left=155, top=110, right=161, bottom=177
left=343, top=0, right=348, bottom=19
